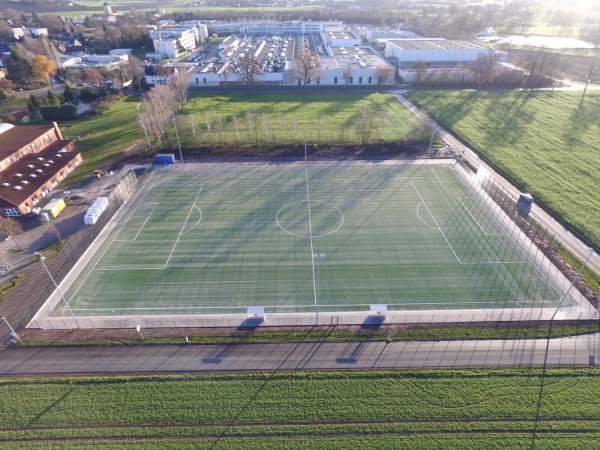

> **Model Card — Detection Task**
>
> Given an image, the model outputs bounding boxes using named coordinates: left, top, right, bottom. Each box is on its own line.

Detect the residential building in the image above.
left=0, top=123, right=82, bottom=216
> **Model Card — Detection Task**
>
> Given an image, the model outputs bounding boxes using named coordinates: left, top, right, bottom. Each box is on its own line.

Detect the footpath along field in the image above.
left=1, top=369, right=600, bottom=448
left=407, top=90, right=600, bottom=250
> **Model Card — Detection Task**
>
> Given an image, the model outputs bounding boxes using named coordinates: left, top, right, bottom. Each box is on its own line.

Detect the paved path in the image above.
left=392, top=92, right=600, bottom=276
left=1, top=333, right=598, bottom=377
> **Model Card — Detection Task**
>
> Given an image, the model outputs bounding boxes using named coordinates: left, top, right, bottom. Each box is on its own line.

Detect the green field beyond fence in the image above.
left=407, top=90, right=600, bottom=251
left=179, top=93, right=422, bottom=147
left=55, top=162, right=566, bottom=318
left=1, top=369, right=600, bottom=448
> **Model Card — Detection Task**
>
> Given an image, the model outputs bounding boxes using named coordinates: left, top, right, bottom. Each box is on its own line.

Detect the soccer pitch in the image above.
left=47, top=161, right=582, bottom=321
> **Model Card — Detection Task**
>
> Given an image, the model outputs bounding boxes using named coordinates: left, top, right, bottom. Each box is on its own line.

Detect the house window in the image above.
left=195, top=78, right=199, bottom=85
left=298, top=78, right=302, bottom=86
left=359, top=77, right=362, bottom=84
left=349, top=77, right=353, bottom=84
left=316, top=77, right=320, bottom=84
left=334, top=77, right=338, bottom=84
left=368, top=77, right=372, bottom=84
left=203, top=78, right=207, bottom=85
left=307, top=77, right=311, bottom=84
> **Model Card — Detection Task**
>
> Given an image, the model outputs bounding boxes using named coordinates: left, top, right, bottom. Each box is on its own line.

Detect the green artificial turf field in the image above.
left=55, top=161, right=566, bottom=318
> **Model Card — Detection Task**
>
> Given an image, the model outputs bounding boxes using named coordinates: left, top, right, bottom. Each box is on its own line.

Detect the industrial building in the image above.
left=0, top=123, right=81, bottom=217
left=384, top=39, right=508, bottom=83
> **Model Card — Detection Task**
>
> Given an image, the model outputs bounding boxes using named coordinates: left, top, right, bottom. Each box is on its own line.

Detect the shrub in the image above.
left=40, top=103, right=78, bottom=121
left=91, top=92, right=124, bottom=115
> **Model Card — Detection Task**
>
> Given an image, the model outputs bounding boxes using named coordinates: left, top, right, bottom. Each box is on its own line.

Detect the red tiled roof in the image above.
left=0, top=141, right=80, bottom=209
left=0, top=125, right=58, bottom=160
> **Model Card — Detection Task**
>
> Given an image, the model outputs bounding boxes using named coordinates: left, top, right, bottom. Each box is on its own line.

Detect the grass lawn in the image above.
left=407, top=90, right=600, bottom=250
left=1, top=368, right=600, bottom=448
left=55, top=95, right=145, bottom=185
left=180, top=93, right=422, bottom=147
left=0, top=96, right=27, bottom=116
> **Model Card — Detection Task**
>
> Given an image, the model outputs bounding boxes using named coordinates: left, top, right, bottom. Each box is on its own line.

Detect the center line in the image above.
left=305, top=143, right=318, bottom=317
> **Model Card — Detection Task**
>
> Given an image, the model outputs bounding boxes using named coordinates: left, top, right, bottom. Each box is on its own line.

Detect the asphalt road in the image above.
left=392, top=93, right=600, bottom=276
left=1, top=333, right=598, bottom=377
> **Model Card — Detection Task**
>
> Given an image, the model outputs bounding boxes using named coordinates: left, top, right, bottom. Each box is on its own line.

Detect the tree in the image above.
left=47, top=90, right=61, bottom=106
left=170, top=69, right=191, bottom=105
left=237, top=53, right=262, bottom=93
left=291, top=50, right=321, bottom=89
left=31, top=55, right=56, bottom=85
left=6, top=50, right=33, bottom=87
left=137, top=84, right=178, bottom=146
left=375, top=65, right=395, bottom=86
left=469, top=54, right=497, bottom=89
left=0, top=88, right=11, bottom=105
left=411, top=60, right=429, bottom=86
left=63, top=83, right=75, bottom=102
left=354, top=105, right=376, bottom=145
left=218, top=65, right=232, bottom=90
left=81, top=67, right=104, bottom=85
left=0, top=217, right=23, bottom=250
left=124, top=55, right=144, bottom=91
left=27, top=94, right=41, bottom=112
left=342, top=65, right=353, bottom=88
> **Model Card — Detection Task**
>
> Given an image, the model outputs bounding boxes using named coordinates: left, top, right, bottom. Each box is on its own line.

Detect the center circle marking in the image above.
left=276, top=200, right=344, bottom=238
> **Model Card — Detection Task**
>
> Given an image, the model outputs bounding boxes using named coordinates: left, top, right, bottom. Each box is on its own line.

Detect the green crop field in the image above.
left=179, top=93, right=422, bottom=147
left=52, top=161, right=567, bottom=318
left=407, top=90, right=600, bottom=250
left=1, top=368, right=600, bottom=448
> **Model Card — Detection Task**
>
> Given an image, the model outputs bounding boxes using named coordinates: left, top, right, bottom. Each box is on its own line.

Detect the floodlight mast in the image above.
left=428, top=113, right=438, bottom=159
left=0, top=316, right=20, bottom=342
left=550, top=247, right=596, bottom=322
left=35, top=253, right=80, bottom=328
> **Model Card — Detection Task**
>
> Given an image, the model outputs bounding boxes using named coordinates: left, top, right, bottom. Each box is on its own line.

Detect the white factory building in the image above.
left=208, top=20, right=343, bottom=36
left=384, top=39, right=508, bottom=83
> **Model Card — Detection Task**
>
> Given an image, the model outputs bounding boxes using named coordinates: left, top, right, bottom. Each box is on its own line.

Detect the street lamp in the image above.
left=551, top=247, right=596, bottom=321
left=0, top=316, right=20, bottom=342
left=35, top=253, right=80, bottom=328
left=136, top=103, right=152, bottom=148
left=313, top=253, right=326, bottom=325
left=428, top=113, right=438, bottom=158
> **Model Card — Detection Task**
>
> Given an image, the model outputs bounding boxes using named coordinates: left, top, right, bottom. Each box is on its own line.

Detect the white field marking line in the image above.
left=163, top=185, right=204, bottom=269
left=415, top=202, right=440, bottom=231
left=457, top=197, right=495, bottom=236
left=181, top=205, right=203, bottom=235
left=113, top=203, right=159, bottom=242
left=73, top=304, right=320, bottom=311
left=411, top=181, right=462, bottom=265
left=276, top=200, right=344, bottom=238
left=305, top=156, right=318, bottom=314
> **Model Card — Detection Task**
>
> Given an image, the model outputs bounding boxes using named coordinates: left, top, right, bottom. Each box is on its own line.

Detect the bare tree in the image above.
left=342, top=65, right=353, bottom=88
left=0, top=217, right=23, bottom=250
left=138, top=84, right=178, bottom=146
left=125, top=55, right=144, bottom=91
left=237, top=53, right=262, bottom=93
left=354, top=105, right=376, bottom=145
left=411, top=60, right=429, bottom=86
left=218, top=64, right=232, bottom=90
left=517, top=50, right=559, bottom=87
left=469, top=54, right=497, bottom=89
left=291, top=50, right=321, bottom=89
left=375, top=65, right=395, bottom=87
left=170, top=68, right=191, bottom=105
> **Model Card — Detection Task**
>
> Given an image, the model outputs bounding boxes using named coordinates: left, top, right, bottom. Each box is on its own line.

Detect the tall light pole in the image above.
left=551, top=247, right=596, bottom=322
left=313, top=253, right=325, bottom=325
left=173, top=117, right=184, bottom=163
left=35, top=253, right=80, bottom=328
left=428, top=113, right=438, bottom=159
left=136, top=103, right=151, bottom=148
left=0, top=316, right=20, bottom=342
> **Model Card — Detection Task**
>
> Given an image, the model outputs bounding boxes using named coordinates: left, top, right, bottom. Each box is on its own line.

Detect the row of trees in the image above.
left=169, top=107, right=428, bottom=149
